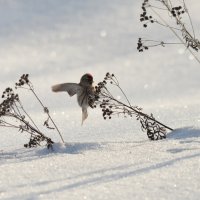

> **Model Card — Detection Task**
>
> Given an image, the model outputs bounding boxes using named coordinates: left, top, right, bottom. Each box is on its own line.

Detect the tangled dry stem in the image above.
left=0, top=74, right=64, bottom=148
left=89, top=73, right=173, bottom=140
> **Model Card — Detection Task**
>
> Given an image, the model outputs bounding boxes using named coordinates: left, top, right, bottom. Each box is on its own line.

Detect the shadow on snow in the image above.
left=167, top=126, right=200, bottom=140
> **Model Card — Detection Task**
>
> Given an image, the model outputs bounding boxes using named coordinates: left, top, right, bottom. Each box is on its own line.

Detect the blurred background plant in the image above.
left=137, top=0, right=200, bottom=64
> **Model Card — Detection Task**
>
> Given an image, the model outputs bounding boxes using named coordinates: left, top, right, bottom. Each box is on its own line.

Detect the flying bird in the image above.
left=52, top=73, right=94, bottom=125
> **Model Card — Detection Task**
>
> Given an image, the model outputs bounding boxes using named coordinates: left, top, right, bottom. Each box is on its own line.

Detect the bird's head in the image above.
left=80, top=73, right=93, bottom=86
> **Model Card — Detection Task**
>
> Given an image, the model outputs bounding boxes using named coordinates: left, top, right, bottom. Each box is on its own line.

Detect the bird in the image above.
left=51, top=73, right=94, bottom=125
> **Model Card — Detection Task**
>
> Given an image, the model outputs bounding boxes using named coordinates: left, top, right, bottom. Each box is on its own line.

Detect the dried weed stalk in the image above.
left=89, top=73, right=173, bottom=140
left=0, top=74, right=64, bottom=148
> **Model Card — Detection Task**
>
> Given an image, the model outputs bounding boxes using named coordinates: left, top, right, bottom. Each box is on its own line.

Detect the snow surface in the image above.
left=1, top=0, right=200, bottom=199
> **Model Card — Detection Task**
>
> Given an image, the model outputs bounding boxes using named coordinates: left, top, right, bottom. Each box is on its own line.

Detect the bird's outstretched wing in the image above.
left=52, top=83, right=82, bottom=96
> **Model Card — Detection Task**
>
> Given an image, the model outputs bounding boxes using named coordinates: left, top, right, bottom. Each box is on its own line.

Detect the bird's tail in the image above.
left=82, top=107, right=88, bottom=125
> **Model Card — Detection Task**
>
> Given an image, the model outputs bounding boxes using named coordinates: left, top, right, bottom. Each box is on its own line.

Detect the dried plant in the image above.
left=89, top=73, right=173, bottom=140
left=0, top=74, right=64, bottom=148
left=137, top=0, right=200, bottom=63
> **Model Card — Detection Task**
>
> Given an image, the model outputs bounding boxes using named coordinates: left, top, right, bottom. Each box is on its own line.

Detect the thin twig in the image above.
left=29, top=88, right=64, bottom=143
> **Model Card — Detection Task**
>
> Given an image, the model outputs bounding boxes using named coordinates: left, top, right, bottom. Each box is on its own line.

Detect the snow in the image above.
left=1, top=0, right=200, bottom=199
